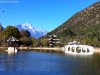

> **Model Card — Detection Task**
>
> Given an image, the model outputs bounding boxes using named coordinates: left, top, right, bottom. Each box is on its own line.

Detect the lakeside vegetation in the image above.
left=0, top=25, right=50, bottom=47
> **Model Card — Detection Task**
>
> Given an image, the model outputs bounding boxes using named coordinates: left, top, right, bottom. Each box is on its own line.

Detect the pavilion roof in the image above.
left=7, top=36, right=18, bottom=42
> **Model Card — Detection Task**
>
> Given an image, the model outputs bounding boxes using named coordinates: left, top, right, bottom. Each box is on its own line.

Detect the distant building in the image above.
left=68, top=41, right=80, bottom=45
left=7, top=36, right=18, bottom=47
left=48, top=34, right=59, bottom=47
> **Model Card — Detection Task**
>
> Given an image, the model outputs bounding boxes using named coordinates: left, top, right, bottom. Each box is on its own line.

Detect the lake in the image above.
left=0, top=51, right=100, bottom=75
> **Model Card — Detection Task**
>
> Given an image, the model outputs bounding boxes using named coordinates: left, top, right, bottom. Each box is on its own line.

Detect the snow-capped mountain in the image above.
left=16, top=23, right=48, bottom=38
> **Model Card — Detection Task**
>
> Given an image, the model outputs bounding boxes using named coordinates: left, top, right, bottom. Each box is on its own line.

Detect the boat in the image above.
left=62, top=41, right=94, bottom=55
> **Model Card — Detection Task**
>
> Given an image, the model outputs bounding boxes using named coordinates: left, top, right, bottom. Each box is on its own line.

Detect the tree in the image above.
left=0, top=31, right=8, bottom=46
left=41, top=38, right=49, bottom=46
left=0, top=31, right=4, bottom=45
left=19, top=36, right=32, bottom=46
left=0, top=24, right=4, bottom=45
left=93, top=37, right=99, bottom=47
left=19, top=30, right=32, bottom=46
left=25, top=30, right=31, bottom=37
left=58, top=28, right=75, bottom=38
left=3, top=26, right=20, bottom=39
left=20, top=30, right=26, bottom=37
left=20, top=30, right=31, bottom=38
left=0, top=23, right=3, bottom=32
left=32, top=39, right=42, bottom=47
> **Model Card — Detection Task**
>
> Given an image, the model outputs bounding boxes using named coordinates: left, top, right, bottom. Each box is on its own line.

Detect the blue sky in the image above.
left=0, top=0, right=99, bottom=31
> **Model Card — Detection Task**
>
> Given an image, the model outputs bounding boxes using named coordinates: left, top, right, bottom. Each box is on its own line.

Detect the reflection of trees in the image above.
left=52, top=54, right=93, bottom=75
left=92, top=54, right=100, bottom=75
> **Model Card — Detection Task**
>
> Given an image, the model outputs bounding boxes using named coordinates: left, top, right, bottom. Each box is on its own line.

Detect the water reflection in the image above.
left=4, top=55, right=15, bottom=70
left=91, top=54, right=100, bottom=75
left=6, top=47, right=17, bottom=55
left=0, top=51, right=17, bottom=71
left=56, top=54, right=93, bottom=75
left=0, top=51, right=100, bottom=75
left=7, top=51, right=17, bottom=56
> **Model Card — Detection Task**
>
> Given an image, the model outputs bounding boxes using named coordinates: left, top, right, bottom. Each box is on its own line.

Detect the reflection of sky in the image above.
left=0, top=0, right=99, bottom=31
left=0, top=54, right=15, bottom=71
left=0, top=51, right=100, bottom=75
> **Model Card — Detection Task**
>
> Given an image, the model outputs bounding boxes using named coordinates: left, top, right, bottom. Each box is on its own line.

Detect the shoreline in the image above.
left=18, top=47, right=63, bottom=53
left=0, top=47, right=64, bottom=53
left=0, top=47, right=100, bottom=54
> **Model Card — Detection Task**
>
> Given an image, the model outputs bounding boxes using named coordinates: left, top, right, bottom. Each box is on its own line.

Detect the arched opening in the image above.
left=82, top=47, right=86, bottom=53
left=72, top=47, right=75, bottom=52
left=68, top=47, right=70, bottom=51
left=76, top=46, right=81, bottom=53
left=87, top=48, right=90, bottom=52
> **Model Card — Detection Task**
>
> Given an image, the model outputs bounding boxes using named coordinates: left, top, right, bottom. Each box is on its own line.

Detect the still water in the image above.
left=0, top=51, right=100, bottom=75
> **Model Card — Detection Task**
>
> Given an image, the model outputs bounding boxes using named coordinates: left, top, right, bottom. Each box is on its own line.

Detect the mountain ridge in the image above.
left=45, top=1, right=100, bottom=46
left=16, top=23, right=48, bottom=39
left=49, top=1, right=100, bottom=35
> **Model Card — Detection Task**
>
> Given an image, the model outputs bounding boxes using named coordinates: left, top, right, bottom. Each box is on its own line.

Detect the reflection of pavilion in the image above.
left=6, top=36, right=18, bottom=54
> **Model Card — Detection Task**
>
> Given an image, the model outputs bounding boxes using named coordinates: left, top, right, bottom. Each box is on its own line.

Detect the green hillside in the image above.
left=46, top=1, right=100, bottom=47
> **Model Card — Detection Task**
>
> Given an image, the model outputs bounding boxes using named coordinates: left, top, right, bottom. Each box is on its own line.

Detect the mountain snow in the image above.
left=16, top=23, right=48, bottom=38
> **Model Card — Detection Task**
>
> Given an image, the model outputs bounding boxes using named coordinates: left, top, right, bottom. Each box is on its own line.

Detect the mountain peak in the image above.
left=22, top=23, right=34, bottom=29
left=16, top=23, right=48, bottom=38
